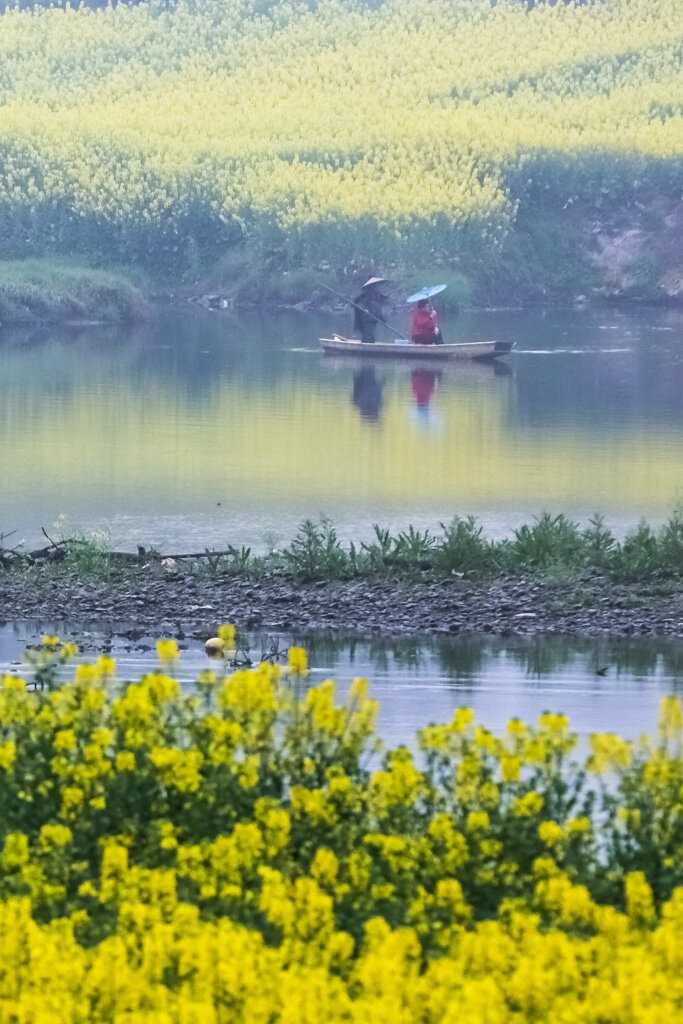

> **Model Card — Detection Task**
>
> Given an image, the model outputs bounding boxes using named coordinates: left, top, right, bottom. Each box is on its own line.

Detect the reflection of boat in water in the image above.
left=324, top=354, right=512, bottom=378
left=321, top=334, right=513, bottom=361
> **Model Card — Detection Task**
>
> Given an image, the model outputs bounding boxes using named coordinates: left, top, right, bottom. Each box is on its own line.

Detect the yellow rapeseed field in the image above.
left=1, top=635, right=683, bottom=1019
left=0, top=0, right=682, bottom=267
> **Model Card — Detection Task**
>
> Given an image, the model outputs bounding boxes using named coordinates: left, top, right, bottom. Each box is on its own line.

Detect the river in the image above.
left=3, top=303, right=683, bottom=737
left=2, top=303, right=683, bottom=552
left=1, top=623, right=681, bottom=747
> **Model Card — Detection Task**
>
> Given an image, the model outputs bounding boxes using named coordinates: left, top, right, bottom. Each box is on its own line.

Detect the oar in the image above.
left=318, top=283, right=408, bottom=341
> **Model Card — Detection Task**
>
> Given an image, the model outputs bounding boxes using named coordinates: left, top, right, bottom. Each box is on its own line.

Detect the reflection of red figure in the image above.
left=411, top=369, right=440, bottom=409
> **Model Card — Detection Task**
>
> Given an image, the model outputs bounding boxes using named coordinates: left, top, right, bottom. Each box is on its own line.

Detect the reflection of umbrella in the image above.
left=410, top=406, right=442, bottom=433
left=406, top=284, right=448, bottom=303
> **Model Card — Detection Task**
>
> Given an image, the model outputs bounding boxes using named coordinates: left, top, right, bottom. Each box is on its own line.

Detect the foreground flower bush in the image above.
left=1, top=637, right=683, bottom=1020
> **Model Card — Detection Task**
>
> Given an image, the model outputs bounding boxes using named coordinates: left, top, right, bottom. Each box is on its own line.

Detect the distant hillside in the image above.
left=0, top=0, right=681, bottom=302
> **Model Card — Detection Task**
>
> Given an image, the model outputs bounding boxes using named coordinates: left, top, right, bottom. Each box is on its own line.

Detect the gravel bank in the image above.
left=1, top=565, right=683, bottom=641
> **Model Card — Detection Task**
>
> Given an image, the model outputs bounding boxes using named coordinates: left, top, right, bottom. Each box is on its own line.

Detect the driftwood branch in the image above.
left=41, top=526, right=60, bottom=549
left=163, top=550, right=241, bottom=561
left=0, top=529, right=250, bottom=568
left=0, top=530, right=24, bottom=566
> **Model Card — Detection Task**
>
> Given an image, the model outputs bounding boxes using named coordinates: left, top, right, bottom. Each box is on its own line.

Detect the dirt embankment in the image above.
left=590, top=196, right=683, bottom=303
left=2, top=565, right=683, bottom=641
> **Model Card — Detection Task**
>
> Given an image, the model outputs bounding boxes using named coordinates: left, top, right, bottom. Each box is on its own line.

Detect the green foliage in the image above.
left=504, top=513, right=585, bottom=571
left=22, top=511, right=683, bottom=585
left=580, top=514, right=617, bottom=568
left=359, top=524, right=396, bottom=572
left=392, top=525, right=436, bottom=569
left=0, top=260, right=148, bottom=324
left=434, top=516, right=499, bottom=574
left=609, top=520, right=661, bottom=582
left=62, top=533, right=113, bottom=579
left=282, top=518, right=350, bottom=580
left=657, top=509, right=683, bottom=570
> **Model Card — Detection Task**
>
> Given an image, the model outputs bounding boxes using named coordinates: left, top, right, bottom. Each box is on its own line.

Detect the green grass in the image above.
left=0, top=260, right=150, bottom=325
left=244, top=511, right=683, bottom=582
left=12, top=511, right=683, bottom=584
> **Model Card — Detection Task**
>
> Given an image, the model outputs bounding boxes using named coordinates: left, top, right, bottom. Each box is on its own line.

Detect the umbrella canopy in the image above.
left=361, top=276, right=388, bottom=289
left=406, top=284, right=448, bottom=303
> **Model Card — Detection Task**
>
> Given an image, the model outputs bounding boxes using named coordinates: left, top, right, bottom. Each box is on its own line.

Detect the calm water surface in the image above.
left=2, top=624, right=682, bottom=746
left=2, top=304, right=683, bottom=551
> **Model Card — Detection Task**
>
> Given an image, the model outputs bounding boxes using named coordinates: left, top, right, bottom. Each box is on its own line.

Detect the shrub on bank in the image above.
left=1, top=637, right=683, bottom=1019
left=228, top=511, right=683, bottom=582
left=0, top=260, right=149, bottom=324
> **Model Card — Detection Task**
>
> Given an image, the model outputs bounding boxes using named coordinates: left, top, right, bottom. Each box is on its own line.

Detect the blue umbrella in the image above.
left=405, top=284, right=448, bottom=304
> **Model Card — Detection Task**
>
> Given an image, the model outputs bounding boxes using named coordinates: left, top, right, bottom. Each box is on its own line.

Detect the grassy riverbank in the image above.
left=0, top=642, right=682, bottom=1020
left=23, top=511, right=683, bottom=585
left=3, top=514, right=683, bottom=640
left=0, top=260, right=150, bottom=325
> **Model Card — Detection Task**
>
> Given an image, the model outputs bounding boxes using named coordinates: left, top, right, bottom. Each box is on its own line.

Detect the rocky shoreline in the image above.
left=2, top=566, right=683, bottom=643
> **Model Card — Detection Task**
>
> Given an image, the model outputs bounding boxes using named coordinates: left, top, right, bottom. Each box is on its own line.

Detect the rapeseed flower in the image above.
left=0, top=642, right=680, bottom=1019
left=287, top=646, right=308, bottom=675
left=0, top=0, right=680, bottom=270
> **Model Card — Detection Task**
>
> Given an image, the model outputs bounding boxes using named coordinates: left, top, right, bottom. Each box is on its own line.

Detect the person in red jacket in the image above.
left=410, top=299, right=441, bottom=344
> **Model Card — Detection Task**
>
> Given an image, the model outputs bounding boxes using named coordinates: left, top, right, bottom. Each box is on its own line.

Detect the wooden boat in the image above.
left=320, top=335, right=513, bottom=361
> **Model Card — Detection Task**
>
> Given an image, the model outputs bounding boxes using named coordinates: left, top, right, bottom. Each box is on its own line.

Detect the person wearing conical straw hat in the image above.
left=352, top=277, right=389, bottom=343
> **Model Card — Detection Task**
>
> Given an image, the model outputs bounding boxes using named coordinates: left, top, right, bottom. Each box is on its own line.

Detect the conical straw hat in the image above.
left=361, top=276, right=387, bottom=288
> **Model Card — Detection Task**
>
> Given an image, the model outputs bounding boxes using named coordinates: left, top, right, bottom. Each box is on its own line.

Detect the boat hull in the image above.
left=320, top=336, right=513, bottom=360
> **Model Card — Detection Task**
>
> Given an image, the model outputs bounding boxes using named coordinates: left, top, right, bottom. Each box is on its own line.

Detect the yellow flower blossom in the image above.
left=0, top=741, right=16, bottom=771
left=466, top=811, right=490, bottom=832
left=156, top=638, right=179, bottom=664
left=39, top=824, right=72, bottom=849
left=625, top=871, right=656, bottom=927
left=513, top=792, right=544, bottom=817
left=60, top=787, right=85, bottom=815
left=54, top=730, right=77, bottom=753
left=218, top=623, right=236, bottom=647
left=538, top=821, right=564, bottom=847
left=287, top=646, right=308, bottom=675
left=588, top=733, right=632, bottom=774
left=114, top=751, right=136, bottom=773
left=95, top=656, right=115, bottom=678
